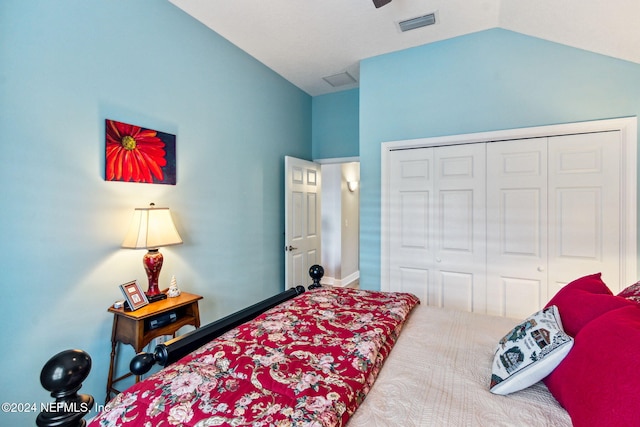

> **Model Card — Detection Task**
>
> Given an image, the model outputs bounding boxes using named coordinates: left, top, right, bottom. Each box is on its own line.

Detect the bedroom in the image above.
left=2, top=0, right=640, bottom=425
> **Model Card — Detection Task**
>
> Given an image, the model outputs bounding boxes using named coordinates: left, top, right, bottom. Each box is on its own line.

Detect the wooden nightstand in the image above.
left=106, top=292, right=202, bottom=403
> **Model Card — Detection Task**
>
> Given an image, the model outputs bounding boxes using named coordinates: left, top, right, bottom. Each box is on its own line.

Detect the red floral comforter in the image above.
left=90, top=287, right=419, bottom=427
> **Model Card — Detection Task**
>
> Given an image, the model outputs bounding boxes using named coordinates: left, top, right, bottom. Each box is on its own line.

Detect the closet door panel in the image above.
left=439, top=190, right=474, bottom=252
left=556, top=189, right=600, bottom=258
left=438, top=270, right=474, bottom=312
left=486, top=138, right=548, bottom=318
left=389, top=149, right=435, bottom=304
left=434, top=144, right=486, bottom=312
left=398, top=267, right=431, bottom=304
left=548, top=131, right=621, bottom=293
left=501, top=277, right=544, bottom=319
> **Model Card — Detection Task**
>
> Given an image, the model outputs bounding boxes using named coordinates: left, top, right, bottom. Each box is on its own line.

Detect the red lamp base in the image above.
left=143, top=249, right=167, bottom=303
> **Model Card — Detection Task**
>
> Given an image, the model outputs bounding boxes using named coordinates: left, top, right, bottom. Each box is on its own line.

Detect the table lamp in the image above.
left=122, top=203, right=183, bottom=302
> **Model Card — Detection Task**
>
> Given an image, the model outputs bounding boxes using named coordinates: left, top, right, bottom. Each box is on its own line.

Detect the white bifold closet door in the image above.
left=547, top=132, right=620, bottom=296
left=389, top=131, right=621, bottom=318
left=389, top=143, right=487, bottom=313
left=486, top=137, right=548, bottom=318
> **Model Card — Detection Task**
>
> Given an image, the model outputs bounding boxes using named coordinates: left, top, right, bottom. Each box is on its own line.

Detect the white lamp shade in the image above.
left=122, top=205, right=183, bottom=249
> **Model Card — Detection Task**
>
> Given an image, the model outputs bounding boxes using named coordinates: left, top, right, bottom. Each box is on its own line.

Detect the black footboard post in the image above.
left=36, top=349, right=94, bottom=427
left=131, top=285, right=306, bottom=375
left=308, top=264, right=324, bottom=289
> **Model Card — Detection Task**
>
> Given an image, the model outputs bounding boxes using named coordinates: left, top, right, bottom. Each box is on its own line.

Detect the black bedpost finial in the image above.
left=308, top=264, right=324, bottom=289
left=36, top=349, right=94, bottom=427
left=130, top=344, right=169, bottom=376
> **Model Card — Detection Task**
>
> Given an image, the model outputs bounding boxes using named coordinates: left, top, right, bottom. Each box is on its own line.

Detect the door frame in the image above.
left=381, top=117, right=637, bottom=293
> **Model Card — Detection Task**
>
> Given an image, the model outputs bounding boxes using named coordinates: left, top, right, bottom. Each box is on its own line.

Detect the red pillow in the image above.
left=544, top=305, right=640, bottom=426
left=545, top=273, right=634, bottom=337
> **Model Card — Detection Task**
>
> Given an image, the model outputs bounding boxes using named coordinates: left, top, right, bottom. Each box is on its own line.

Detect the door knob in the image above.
left=537, top=266, right=545, bottom=272
left=286, top=245, right=298, bottom=251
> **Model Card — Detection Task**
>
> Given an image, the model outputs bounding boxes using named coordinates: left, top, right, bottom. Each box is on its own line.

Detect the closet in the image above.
left=382, top=119, right=636, bottom=319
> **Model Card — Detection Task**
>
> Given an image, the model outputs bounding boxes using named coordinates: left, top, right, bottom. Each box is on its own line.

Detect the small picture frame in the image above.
left=119, top=280, right=149, bottom=311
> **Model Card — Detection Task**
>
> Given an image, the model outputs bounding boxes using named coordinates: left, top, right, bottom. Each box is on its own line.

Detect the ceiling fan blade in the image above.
left=373, top=0, right=392, bottom=8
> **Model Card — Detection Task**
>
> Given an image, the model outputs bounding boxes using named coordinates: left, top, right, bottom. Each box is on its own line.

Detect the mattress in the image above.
left=347, top=304, right=572, bottom=426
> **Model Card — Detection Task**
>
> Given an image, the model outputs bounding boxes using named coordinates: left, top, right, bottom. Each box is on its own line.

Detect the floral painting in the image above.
left=105, top=119, right=176, bottom=184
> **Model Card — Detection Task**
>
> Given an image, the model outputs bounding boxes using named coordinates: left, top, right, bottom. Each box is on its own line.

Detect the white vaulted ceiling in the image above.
left=169, top=0, right=640, bottom=96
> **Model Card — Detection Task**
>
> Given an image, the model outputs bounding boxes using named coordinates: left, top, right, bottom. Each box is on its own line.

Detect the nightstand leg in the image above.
left=106, top=317, right=119, bottom=404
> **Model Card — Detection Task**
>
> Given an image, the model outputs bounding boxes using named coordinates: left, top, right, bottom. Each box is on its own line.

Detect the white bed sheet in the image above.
left=348, top=304, right=572, bottom=426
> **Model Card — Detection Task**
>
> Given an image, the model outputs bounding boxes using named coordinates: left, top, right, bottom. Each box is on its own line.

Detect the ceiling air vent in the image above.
left=399, top=13, right=436, bottom=32
left=323, top=72, right=357, bottom=88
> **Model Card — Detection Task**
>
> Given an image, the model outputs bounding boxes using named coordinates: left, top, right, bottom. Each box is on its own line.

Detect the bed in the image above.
left=81, top=272, right=640, bottom=427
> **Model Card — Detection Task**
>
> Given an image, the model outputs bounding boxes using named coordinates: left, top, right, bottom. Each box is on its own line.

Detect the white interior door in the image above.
left=285, top=156, right=321, bottom=288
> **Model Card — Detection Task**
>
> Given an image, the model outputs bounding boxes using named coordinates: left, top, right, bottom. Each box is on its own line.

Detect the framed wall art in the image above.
left=105, top=119, right=176, bottom=185
left=119, top=280, right=149, bottom=311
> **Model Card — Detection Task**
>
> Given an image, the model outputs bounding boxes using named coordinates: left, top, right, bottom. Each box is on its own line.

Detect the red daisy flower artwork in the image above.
left=105, top=119, right=176, bottom=184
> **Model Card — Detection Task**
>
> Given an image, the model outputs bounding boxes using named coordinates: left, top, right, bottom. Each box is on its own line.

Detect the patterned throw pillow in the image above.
left=618, top=281, right=640, bottom=303
left=490, top=305, right=574, bottom=395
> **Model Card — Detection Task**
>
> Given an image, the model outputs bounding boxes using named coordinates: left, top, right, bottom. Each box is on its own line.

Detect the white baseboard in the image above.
left=321, top=271, right=360, bottom=288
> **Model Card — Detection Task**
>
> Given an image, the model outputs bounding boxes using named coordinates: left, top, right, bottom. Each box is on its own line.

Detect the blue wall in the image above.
left=0, top=0, right=310, bottom=423
left=358, top=29, right=640, bottom=290
left=312, top=88, right=359, bottom=160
